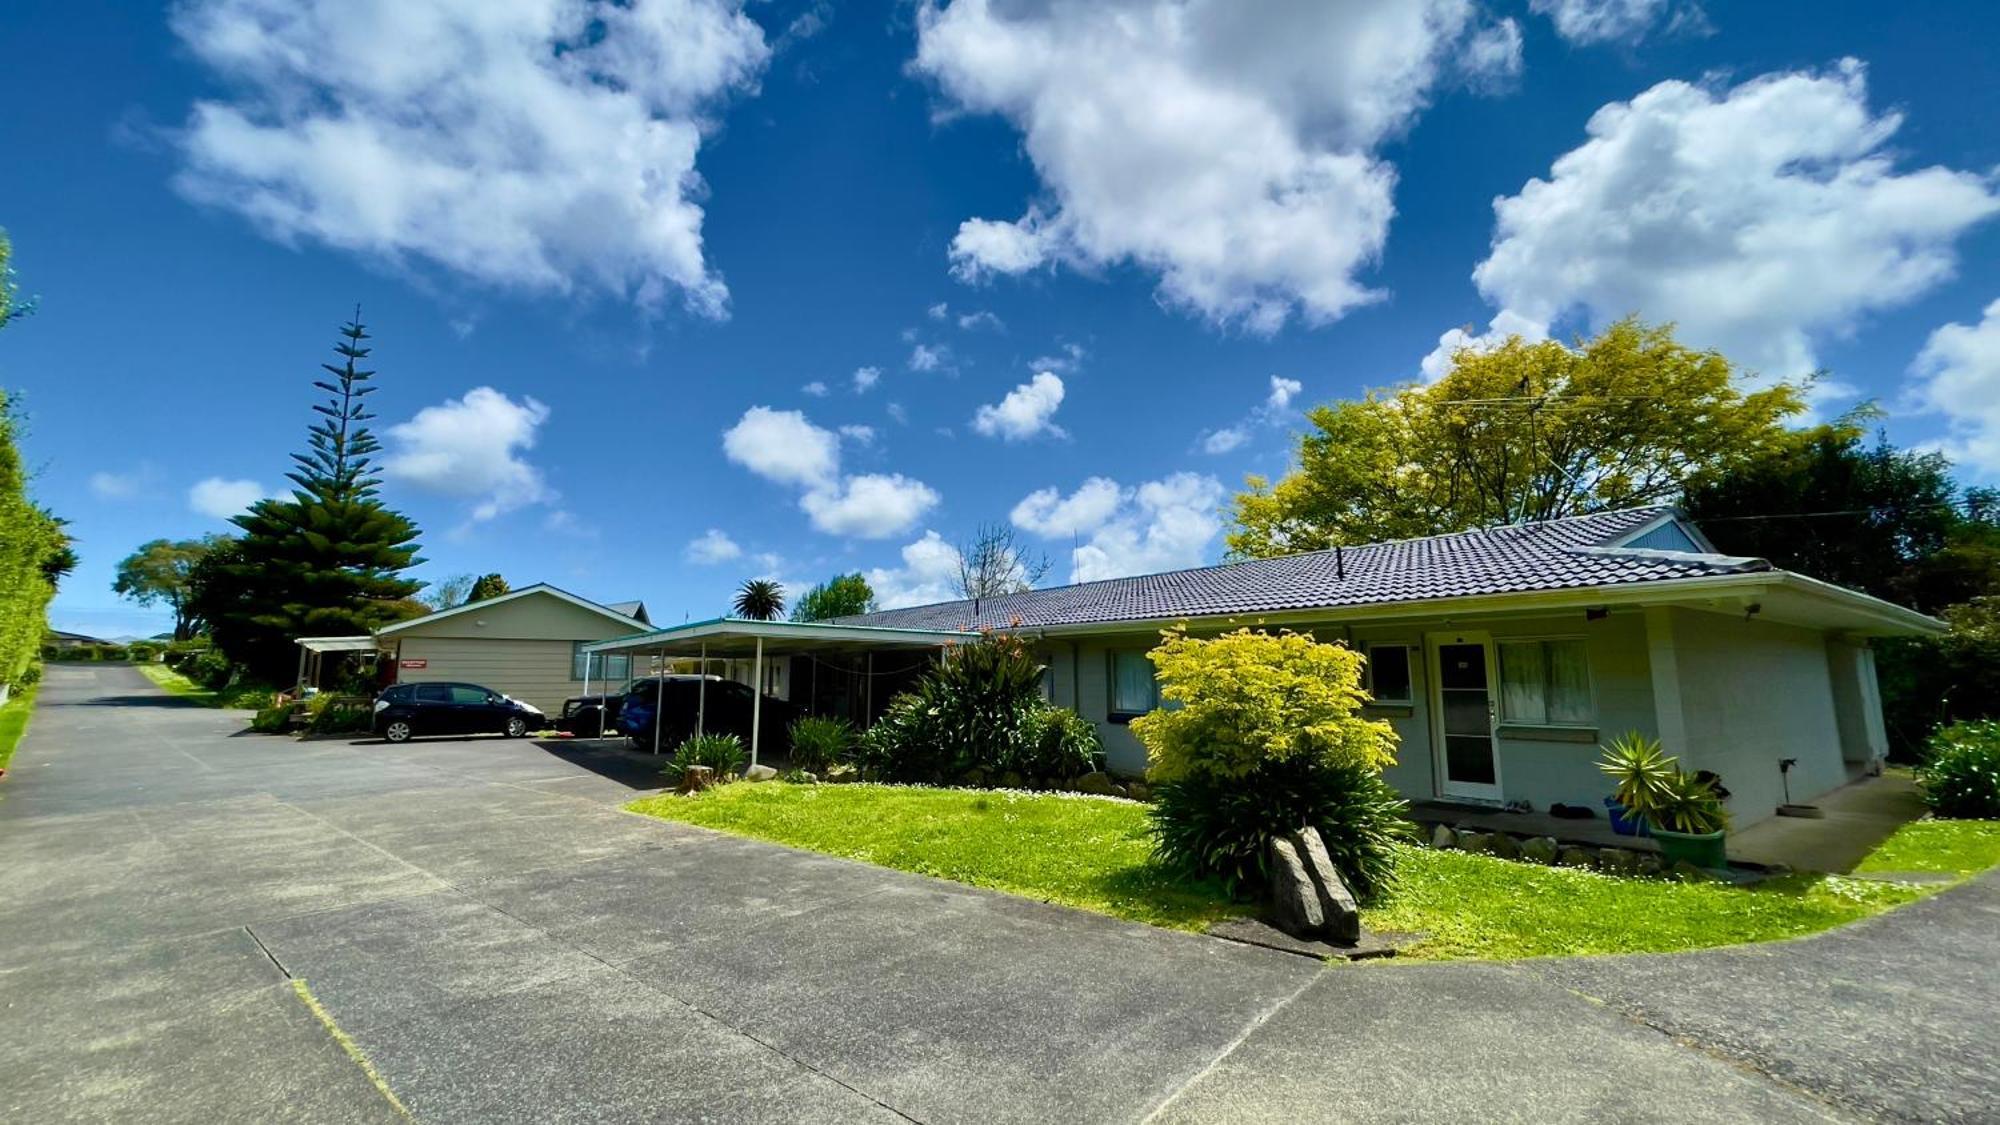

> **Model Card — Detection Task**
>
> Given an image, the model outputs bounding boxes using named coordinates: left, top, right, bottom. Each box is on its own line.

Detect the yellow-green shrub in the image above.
left=1133, top=628, right=1398, bottom=782
left=1132, top=628, right=1409, bottom=899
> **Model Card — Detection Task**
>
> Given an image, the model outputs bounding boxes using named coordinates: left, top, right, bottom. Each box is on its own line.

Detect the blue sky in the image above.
left=4, top=0, right=1998, bottom=639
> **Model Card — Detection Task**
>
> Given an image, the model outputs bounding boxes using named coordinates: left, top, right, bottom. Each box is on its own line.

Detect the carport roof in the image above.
left=581, top=617, right=980, bottom=658
left=294, top=635, right=378, bottom=653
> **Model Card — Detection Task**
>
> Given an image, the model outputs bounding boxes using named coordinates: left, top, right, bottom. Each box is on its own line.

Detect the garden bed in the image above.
left=628, top=782, right=1996, bottom=961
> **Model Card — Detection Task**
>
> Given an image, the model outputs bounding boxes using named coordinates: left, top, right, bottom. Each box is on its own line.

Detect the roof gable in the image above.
left=377, top=583, right=650, bottom=638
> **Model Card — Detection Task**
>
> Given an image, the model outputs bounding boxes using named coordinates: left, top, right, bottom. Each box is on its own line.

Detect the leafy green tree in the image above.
left=791, top=573, right=876, bottom=622
left=113, top=536, right=230, bottom=640
left=1228, top=319, right=1804, bottom=556
left=467, top=573, right=509, bottom=602
left=206, top=311, right=425, bottom=680
left=1683, top=415, right=2000, bottom=614
left=732, top=578, right=785, bottom=621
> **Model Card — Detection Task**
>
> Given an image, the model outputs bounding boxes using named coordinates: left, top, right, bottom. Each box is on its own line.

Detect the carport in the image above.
left=580, top=618, right=980, bottom=764
left=292, top=635, right=379, bottom=695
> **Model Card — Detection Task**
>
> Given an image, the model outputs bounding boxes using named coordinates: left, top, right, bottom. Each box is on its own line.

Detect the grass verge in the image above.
left=629, top=782, right=1989, bottom=961
left=0, top=682, right=40, bottom=770
left=137, top=664, right=274, bottom=709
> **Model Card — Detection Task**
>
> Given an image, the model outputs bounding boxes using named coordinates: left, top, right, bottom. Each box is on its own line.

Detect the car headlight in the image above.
left=373, top=699, right=389, bottom=713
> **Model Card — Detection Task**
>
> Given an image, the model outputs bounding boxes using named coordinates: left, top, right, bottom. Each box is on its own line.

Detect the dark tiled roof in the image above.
left=838, top=507, right=1768, bottom=633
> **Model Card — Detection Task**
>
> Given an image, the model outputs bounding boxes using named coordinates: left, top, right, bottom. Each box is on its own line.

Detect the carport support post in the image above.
left=294, top=644, right=306, bottom=696
left=651, top=654, right=665, bottom=755
left=750, top=635, right=764, bottom=769
left=696, top=642, right=708, bottom=737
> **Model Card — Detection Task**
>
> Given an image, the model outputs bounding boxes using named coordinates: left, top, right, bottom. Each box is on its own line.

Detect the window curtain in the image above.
left=1498, top=642, right=1547, bottom=724
left=1112, top=652, right=1156, bottom=714
left=1545, top=640, right=1591, bottom=724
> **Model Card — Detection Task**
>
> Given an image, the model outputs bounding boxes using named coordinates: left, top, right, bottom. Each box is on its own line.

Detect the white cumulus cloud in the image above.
left=722, top=406, right=840, bottom=488
left=865, top=530, right=965, bottom=610
left=384, top=387, right=554, bottom=521
left=684, top=528, right=742, bottom=565
left=802, top=381, right=829, bottom=397
left=90, top=470, right=143, bottom=500
left=1200, top=427, right=1249, bottom=455
left=852, top=366, right=882, bottom=394
left=972, top=372, right=1067, bottom=441
left=1911, top=299, right=2000, bottom=476
left=1266, top=376, right=1303, bottom=412
left=1070, top=473, right=1227, bottom=582
left=1529, top=0, right=1703, bottom=45
left=1011, top=476, right=1125, bottom=538
left=170, top=0, right=768, bottom=314
left=722, top=406, right=939, bottom=538
left=1436, top=61, right=2000, bottom=382
left=913, top=0, right=1515, bottom=333
left=801, top=474, right=941, bottom=538
left=188, top=477, right=268, bottom=520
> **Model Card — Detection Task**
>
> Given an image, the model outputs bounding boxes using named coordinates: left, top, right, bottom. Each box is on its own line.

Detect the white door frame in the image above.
left=1426, top=630, right=1504, bottom=803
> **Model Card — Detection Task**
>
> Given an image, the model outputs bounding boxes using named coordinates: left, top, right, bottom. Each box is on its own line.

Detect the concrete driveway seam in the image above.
left=1137, top=963, right=1330, bottom=1124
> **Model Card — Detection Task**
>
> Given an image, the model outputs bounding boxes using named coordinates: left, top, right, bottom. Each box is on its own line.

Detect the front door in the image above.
left=1428, top=632, right=1502, bottom=802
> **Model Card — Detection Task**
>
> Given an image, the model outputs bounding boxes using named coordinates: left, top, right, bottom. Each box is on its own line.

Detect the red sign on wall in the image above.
left=400, top=659, right=428, bottom=669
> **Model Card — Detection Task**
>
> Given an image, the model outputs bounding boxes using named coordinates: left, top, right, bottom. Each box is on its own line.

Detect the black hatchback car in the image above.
left=372, top=682, right=548, bottom=743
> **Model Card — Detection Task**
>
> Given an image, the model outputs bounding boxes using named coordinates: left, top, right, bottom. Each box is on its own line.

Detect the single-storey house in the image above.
left=375, top=584, right=653, bottom=716
left=837, top=506, right=1942, bottom=829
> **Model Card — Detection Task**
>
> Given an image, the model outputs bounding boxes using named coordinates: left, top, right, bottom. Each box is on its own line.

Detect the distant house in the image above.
left=837, top=507, right=1941, bottom=829
left=375, top=584, right=652, bottom=715
left=45, top=630, right=113, bottom=650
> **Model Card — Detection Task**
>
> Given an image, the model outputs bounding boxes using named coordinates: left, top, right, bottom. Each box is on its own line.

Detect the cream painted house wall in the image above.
left=388, top=592, right=648, bottom=715
left=1036, top=603, right=1881, bottom=830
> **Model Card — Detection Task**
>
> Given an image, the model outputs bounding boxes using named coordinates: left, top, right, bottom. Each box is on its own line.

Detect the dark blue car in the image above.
left=616, top=675, right=795, bottom=752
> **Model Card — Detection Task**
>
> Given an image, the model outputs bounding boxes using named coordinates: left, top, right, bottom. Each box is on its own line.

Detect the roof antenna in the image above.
left=1336, top=544, right=1345, bottom=580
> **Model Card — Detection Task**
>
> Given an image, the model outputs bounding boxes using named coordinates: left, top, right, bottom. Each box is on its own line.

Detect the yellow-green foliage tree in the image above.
left=1132, top=628, right=1408, bottom=898
left=1228, top=318, right=1805, bottom=557
left=0, top=233, right=69, bottom=694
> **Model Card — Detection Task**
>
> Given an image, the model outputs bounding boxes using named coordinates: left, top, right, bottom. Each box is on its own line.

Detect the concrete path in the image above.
left=1, top=666, right=1991, bottom=1122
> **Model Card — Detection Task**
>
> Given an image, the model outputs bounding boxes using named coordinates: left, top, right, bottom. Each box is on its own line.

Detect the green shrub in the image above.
left=665, top=732, right=748, bottom=781
left=15, top=660, right=40, bottom=687
left=1132, top=628, right=1398, bottom=780
left=250, top=702, right=294, bottom=733
left=306, top=695, right=373, bottom=734
left=1017, top=705, right=1102, bottom=780
left=787, top=715, right=855, bottom=772
left=1152, top=758, right=1412, bottom=900
left=1131, top=628, right=1408, bottom=901
left=186, top=649, right=236, bottom=690
left=1919, top=721, right=2000, bottom=819
left=854, top=632, right=1095, bottom=785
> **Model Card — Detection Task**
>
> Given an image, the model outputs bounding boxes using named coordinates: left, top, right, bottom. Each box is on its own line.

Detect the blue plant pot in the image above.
left=1603, top=797, right=1652, bottom=837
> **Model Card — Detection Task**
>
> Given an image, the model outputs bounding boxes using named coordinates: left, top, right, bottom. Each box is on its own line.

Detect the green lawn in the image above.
left=628, top=782, right=1989, bottom=961
left=0, top=682, right=39, bottom=770
left=137, top=664, right=274, bottom=709
left=1853, top=819, right=2000, bottom=877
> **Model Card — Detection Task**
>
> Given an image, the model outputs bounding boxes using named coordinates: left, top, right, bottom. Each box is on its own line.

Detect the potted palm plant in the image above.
left=1598, top=733, right=1730, bottom=870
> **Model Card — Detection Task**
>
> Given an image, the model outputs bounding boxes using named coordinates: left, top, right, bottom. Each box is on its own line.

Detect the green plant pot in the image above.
left=1652, top=827, right=1727, bottom=870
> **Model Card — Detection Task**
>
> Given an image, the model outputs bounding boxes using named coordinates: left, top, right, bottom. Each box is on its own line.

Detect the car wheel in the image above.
left=384, top=720, right=413, bottom=743
left=505, top=716, right=528, bottom=738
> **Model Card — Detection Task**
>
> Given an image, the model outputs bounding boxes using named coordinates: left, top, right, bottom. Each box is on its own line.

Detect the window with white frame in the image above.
left=1109, top=651, right=1159, bottom=720
left=1497, top=639, right=1593, bottom=726
left=572, top=643, right=630, bottom=683
left=1363, top=643, right=1413, bottom=705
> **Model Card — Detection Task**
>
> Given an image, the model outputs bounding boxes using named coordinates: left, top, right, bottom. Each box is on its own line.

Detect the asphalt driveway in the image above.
left=1, top=665, right=1992, bottom=1122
